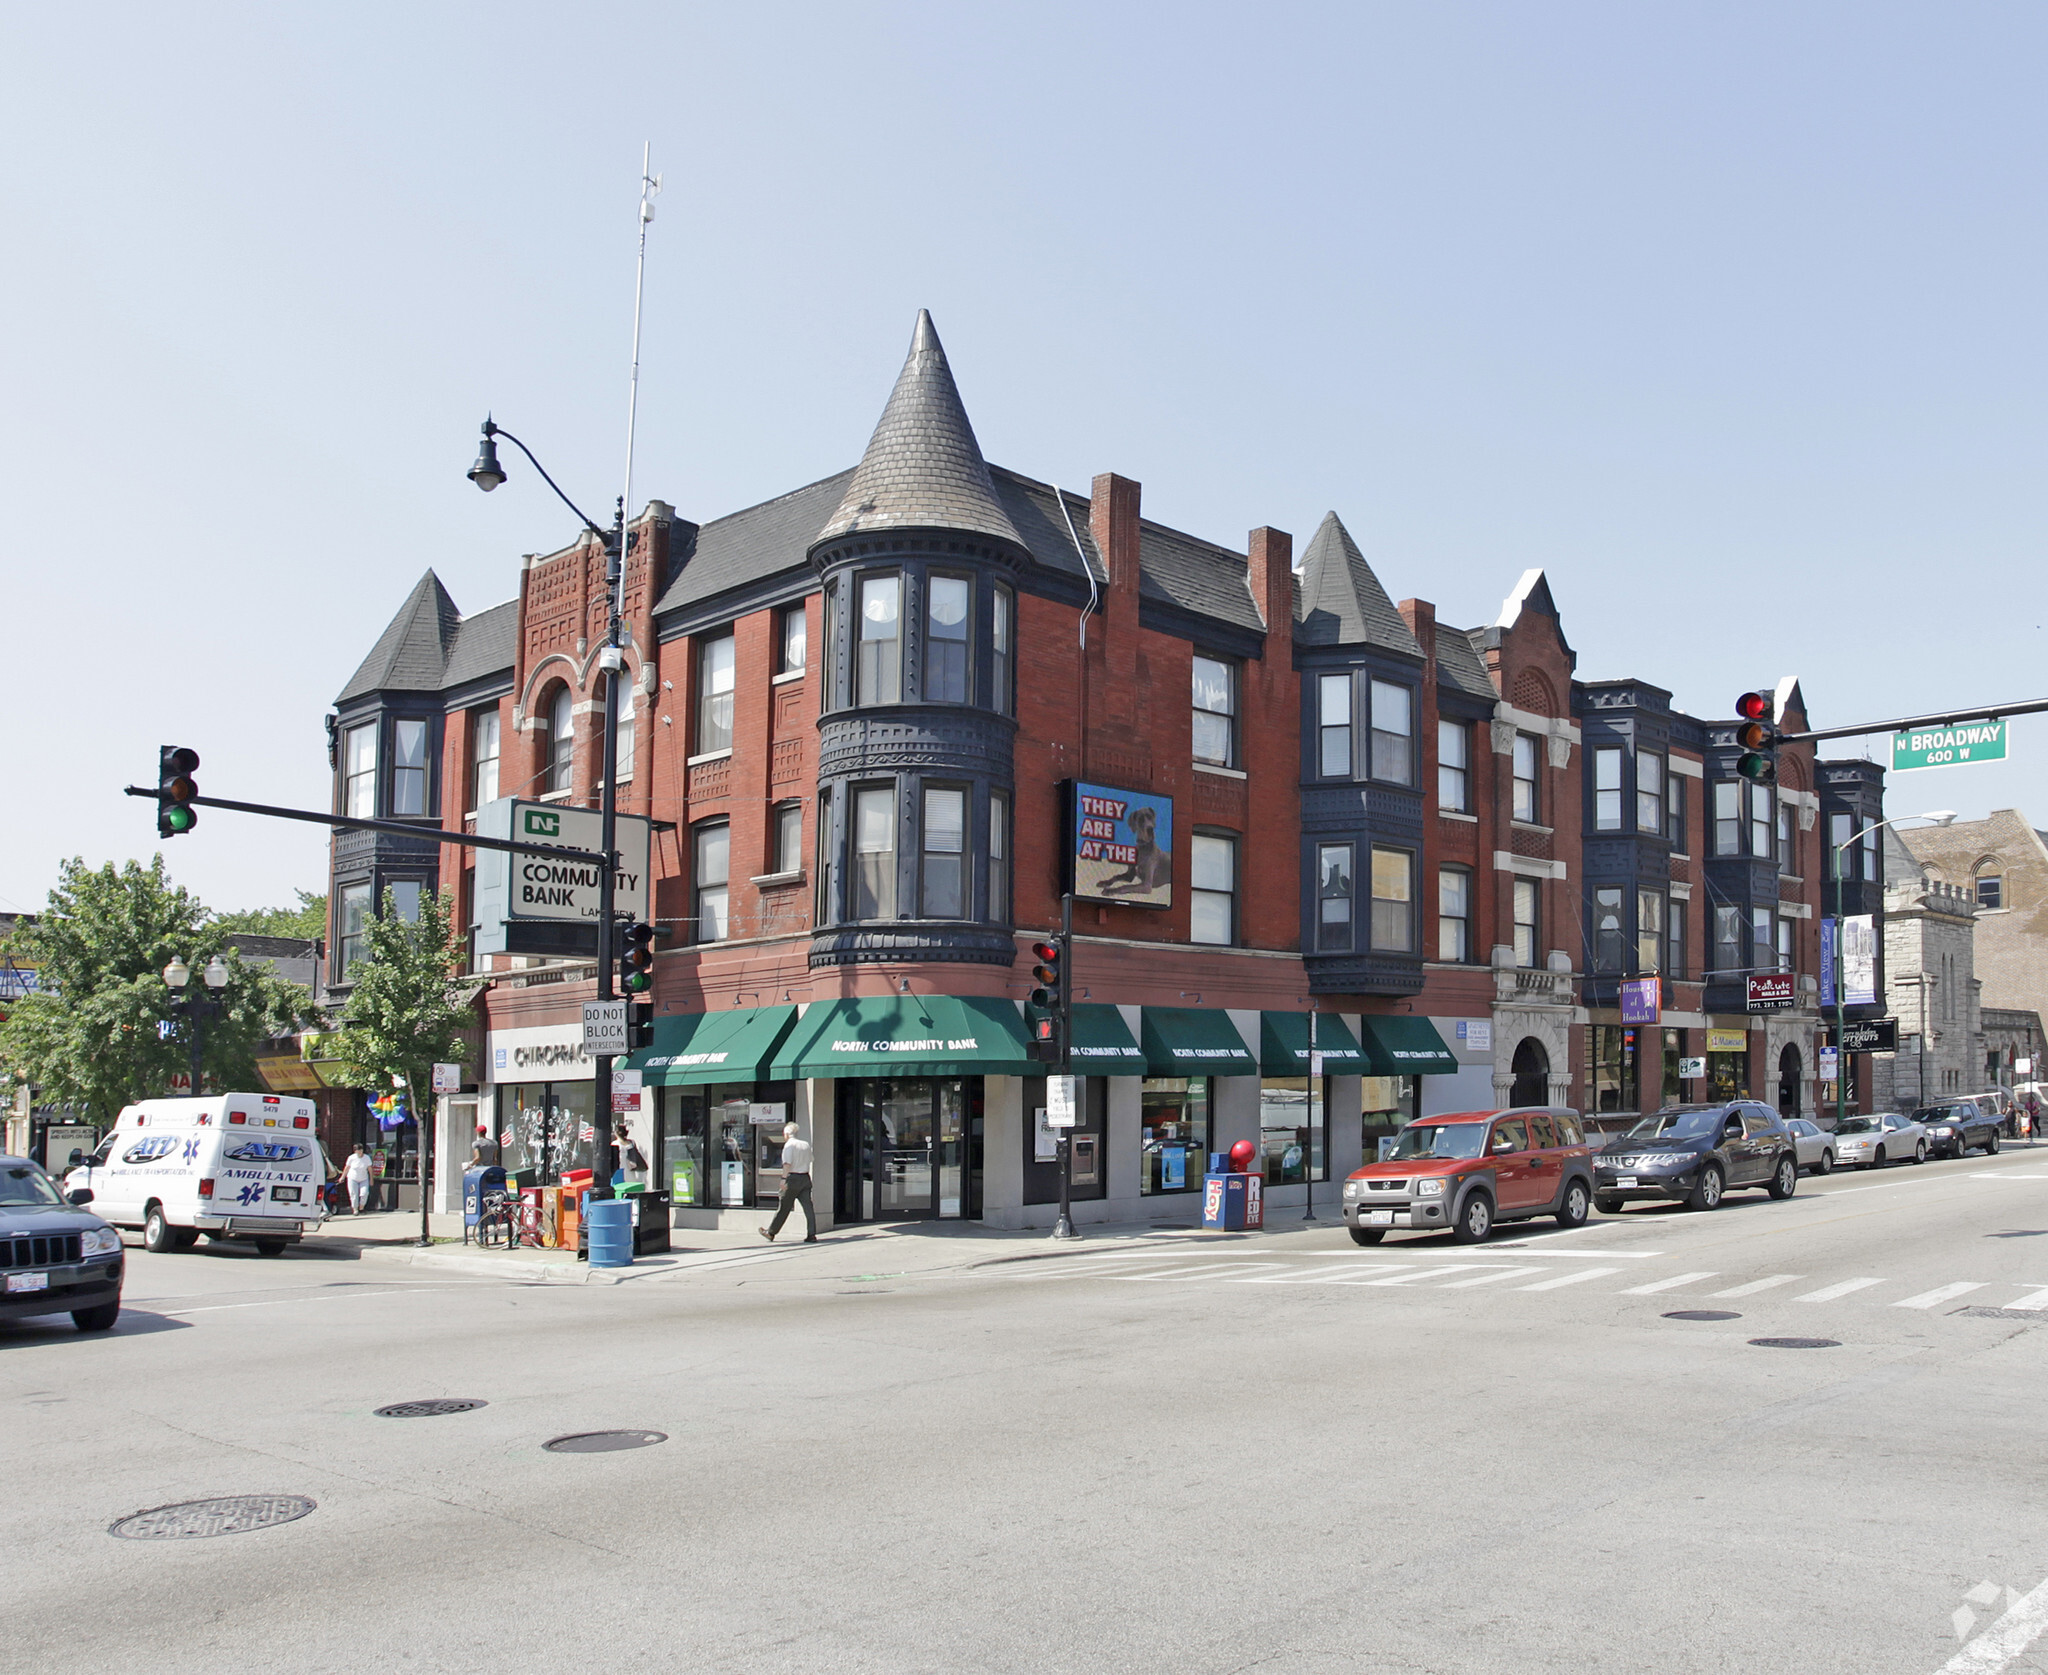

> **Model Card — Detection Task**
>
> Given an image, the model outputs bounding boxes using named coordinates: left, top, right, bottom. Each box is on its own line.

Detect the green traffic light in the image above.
left=1737, top=753, right=1775, bottom=783
left=164, top=806, right=197, bottom=833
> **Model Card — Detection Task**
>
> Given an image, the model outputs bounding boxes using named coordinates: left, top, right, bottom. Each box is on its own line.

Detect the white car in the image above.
left=1830, top=1111, right=1929, bottom=1170
left=1784, top=1118, right=1837, bottom=1175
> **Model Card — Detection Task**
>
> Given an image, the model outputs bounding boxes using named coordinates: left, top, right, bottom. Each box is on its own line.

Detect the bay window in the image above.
left=1319, top=674, right=1351, bottom=778
left=392, top=719, right=429, bottom=816
left=920, top=785, right=966, bottom=917
left=1636, top=889, right=1664, bottom=973
left=1368, top=680, right=1412, bottom=784
left=926, top=576, right=970, bottom=703
left=857, top=575, right=902, bottom=706
left=344, top=724, right=376, bottom=818
left=852, top=786, right=896, bottom=920
left=1594, top=747, right=1622, bottom=831
left=1370, top=846, right=1413, bottom=951
left=1637, top=753, right=1664, bottom=834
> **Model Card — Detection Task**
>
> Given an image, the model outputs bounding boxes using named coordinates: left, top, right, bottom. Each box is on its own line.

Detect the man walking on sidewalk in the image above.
left=761, top=1121, right=817, bottom=1243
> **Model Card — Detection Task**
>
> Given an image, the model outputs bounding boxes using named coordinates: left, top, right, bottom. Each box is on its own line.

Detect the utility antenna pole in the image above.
left=591, top=145, right=660, bottom=1207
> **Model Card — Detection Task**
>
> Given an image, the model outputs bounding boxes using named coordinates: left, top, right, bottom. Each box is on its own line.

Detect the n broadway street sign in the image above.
left=1894, top=720, right=2007, bottom=771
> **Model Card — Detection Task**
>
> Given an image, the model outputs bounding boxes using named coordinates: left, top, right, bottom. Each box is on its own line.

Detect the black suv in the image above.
left=1915, top=1102, right=2002, bottom=1160
left=0, top=1156, right=124, bottom=1332
left=1593, top=1101, right=1800, bottom=1214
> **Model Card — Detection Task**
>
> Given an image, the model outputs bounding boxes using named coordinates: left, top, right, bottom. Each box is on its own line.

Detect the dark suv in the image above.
left=1916, top=1101, right=2002, bottom=1159
left=1593, top=1101, right=1800, bottom=1214
left=0, top=1156, right=124, bottom=1332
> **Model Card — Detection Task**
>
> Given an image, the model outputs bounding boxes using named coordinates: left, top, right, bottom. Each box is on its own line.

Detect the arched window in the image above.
left=1976, top=863, right=2004, bottom=911
left=1510, top=1038, right=1549, bottom=1108
left=540, top=685, right=575, bottom=795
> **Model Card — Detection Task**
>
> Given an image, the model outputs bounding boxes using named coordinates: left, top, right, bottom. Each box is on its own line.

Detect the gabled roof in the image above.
left=1294, top=512, right=1421, bottom=655
left=656, top=469, right=853, bottom=617
left=1495, top=567, right=1563, bottom=630
left=336, top=571, right=463, bottom=703
left=815, top=311, right=1023, bottom=548
left=441, top=598, right=519, bottom=691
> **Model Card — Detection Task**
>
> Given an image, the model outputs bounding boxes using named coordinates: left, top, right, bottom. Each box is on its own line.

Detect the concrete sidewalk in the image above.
left=300, top=1200, right=1285, bottom=1285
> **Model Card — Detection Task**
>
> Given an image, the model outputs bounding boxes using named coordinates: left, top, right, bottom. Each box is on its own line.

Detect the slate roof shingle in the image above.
left=654, top=470, right=851, bottom=617
left=336, top=571, right=462, bottom=703
left=815, top=311, right=1023, bottom=548
left=1294, top=512, right=1422, bottom=656
left=441, top=598, right=519, bottom=692
left=1436, top=625, right=1500, bottom=700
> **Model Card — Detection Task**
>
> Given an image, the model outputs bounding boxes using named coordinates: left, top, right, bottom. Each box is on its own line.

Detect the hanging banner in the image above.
left=1619, top=977, right=1661, bottom=1025
left=1819, top=918, right=1837, bottom=1010
left=1841, top=914, right=1877, bottom=1007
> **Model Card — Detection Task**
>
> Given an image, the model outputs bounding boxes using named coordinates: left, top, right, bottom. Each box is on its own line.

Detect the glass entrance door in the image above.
left=836, top=1078, right=982, bottom=1221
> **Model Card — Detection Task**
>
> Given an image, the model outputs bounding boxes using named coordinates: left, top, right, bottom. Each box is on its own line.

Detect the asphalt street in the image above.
left=8, top=1146, right=2048, bottom=1675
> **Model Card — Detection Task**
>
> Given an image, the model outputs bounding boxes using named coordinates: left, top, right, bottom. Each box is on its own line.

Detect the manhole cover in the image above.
left=1664, top=1310, right=1741, bottom=1321
left=543, top=1430, right=666, bottom=1454
left=1749, top=1337, right=1840, bottom=1349
left=1957, top=1306, right=2046, bottom=1321
left=375, top=1399, right=488, bottom=1419
left=110, top=1495, right=315, bottom=1540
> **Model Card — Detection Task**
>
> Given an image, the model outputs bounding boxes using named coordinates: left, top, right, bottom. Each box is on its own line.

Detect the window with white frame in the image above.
left=1977, top=867, right=2004, bottom=910
left=1319, top=674, right=1351, bottom=779
left=1714, top=781, right=1741, bottom=856
left=1513, top=735, right=1540, bottom=823
left=337, top=883, right=371, bottom=975
left=697, top=634, right=735, bottom=754
left=344, top=724, right=377, bottom=818
left=469, top=707, right=499, bottom=810
left=1192, top=657, right=1236, bottom=767
left=920, top=785, right=966, bottom=917
left=390, top=720, right=429, bottom=817
left=1749, top=783, right=1773, bottom=860
left=1439, top=866, right=1471, bottom=962
left=1316, top=842, right=1354, bottom=952
left=1369, top=681, right=1412, bottom=784
left=1776, top=915, right=1795, bottom=973
left=1512, top=878, right=1539, bottom=968
left=852, top=786, right=895, bottom=920
left=1438, top=719, right=1470, bottom=811
left=1191, top=833, right=1236, bottom=944
left=544, top=686, right=575, bottom=795
left=1370, top=846, right=1413, bottom=951
left=1594, top=747, right=1622, bottom=831
left=1638, top=753, right=1664, bottom=834
left=695, top=822, right=730, bottom=943
left=778, top=605, right=807, bottom=676
left=772, top=802, right=803, bottom=876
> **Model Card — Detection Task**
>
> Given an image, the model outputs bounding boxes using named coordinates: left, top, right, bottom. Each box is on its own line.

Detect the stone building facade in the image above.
left=1873, top=828, right=1985, bottom=1109
left=1898, top=811, right=2048, bottom=1034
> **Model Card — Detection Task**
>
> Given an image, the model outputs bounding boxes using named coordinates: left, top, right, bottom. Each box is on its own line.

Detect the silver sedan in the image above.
left=1831, top=1111, right=1929, bottom=1169
left=1784, top=1117, right=1837, bottom=1175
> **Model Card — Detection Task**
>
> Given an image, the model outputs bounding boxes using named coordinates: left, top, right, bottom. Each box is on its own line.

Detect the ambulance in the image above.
left=65, top=1093, right=328, bottom=1255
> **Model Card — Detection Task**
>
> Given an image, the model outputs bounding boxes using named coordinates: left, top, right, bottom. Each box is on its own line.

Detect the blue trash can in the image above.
left=584, top=1196, right=635, bottom=1268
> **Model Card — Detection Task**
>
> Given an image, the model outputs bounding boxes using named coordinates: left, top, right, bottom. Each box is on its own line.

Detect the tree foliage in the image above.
left=213, top=890, right=327, bottom=942
left=324, top=887, right=473, bottom=1110
left=0, top=857, right=312, bottom=1122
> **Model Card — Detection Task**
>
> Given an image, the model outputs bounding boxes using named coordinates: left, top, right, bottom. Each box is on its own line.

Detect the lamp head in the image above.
left=163, top=957, right=190, bottom=989
left=203, top=956, right=230, bottom=989
left=467, top=419, right=506, bottom=492
left=1918, top=810, right=1959, bottom=827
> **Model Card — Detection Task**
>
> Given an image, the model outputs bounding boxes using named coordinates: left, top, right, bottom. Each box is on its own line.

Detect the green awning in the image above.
left=767, top=995, right=1038, bottom=1080
left=623, top=1006, right=798, bottom=1086
left=1140, top=1008, right=1257, bottom=1077
left=1259, top=1012, right=1368, bottom=1076
left=1356, top=1014, right=1460, bottom=1076
left=1066, top=1004, right=1147, bottom=1075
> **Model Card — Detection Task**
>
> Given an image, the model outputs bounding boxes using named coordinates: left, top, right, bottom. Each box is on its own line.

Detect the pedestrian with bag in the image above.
left=340, top=1144, right=374, bottom=1215
left=760, top=1121, right=817, bottom=1243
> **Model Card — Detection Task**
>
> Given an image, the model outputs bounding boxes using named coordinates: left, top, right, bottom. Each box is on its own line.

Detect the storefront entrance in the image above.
left=835, top=1078, right=983, bottom=1221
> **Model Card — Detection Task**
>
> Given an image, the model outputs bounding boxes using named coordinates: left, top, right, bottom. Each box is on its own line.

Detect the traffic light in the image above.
left=627, top=996, right=655, bottom=1052
left=619, top=918, right=657, bottom=994
left=1734, top=692, right=1780, bottom=784
left=157, top=746, right=200, bottom=838
left=1025, top=936, right=1066, bottom=1065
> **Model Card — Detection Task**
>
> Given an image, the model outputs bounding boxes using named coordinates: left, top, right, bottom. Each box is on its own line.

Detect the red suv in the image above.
left=1342, top=1108, right=1597, bottom=1245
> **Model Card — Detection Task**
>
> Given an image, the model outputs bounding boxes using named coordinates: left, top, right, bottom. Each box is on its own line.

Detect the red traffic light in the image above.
left=1735, top=692, right=1772, bottom=722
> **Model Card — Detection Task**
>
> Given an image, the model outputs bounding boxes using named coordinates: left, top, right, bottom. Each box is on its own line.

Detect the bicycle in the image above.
left=474, top=1188, right=542, bottom=1250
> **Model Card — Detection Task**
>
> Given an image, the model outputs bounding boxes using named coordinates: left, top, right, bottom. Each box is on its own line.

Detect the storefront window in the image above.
left=1259, top=1077, right=1327, bottom=1185
left=1661, top=1027, right=1685, bottom=1106
left=1140, top=1078, right=1210, bottom=1193
left=497, top=1082, right=595, bottom=1184
left=656, top=1082, right=794, bottom=1208
left=1709, top=1049, right=1748, bottom=1104
left=1588, top=1024, right=1641, bottom=1115
left=1361, top=1076, right=1418, bottom=1160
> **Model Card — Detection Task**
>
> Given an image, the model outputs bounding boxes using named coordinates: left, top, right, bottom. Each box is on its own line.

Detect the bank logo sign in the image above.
left=521, top=809, right=561, bottom=837
left=472, top=798, right=652, bottom=932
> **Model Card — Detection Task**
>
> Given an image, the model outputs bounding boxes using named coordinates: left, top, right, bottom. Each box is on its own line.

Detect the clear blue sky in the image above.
left=3, top=2, right=2043, bottom=916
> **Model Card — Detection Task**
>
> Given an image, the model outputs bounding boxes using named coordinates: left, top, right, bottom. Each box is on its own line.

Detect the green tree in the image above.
left=0, top=857, right=312, bottom=1122
left=213, top=890, right=327, bottom=942
left=323, top=887, right=473, bottom=1114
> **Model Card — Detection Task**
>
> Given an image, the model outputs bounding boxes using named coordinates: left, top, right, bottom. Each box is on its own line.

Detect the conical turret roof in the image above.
left=816, top=310, right=1022, bottom=547
left=336, top=570, right=462, bottom=702
left=1295, top=512, right=1421, bottom=655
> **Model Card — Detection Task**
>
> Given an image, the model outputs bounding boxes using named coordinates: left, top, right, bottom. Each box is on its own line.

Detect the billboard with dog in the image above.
left=1069, top=782, right=1174, bottom=909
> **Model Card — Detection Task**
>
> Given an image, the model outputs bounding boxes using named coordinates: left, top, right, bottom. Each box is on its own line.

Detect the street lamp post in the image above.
left=163, top=955, right=230, bottom=1093
left=470, top=421, right=627, bottom=1203
left=1829, top=810, right=1955, bottom=1129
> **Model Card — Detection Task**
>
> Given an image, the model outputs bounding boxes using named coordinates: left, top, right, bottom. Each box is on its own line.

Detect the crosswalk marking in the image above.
left=1713, top=1274, right=1803, bottom=1297
left=1619, top=1271, right=1717, bottom=1296
left=2006, top=1287, right=2048, bottom=1311
left=1234, top=1264, right=1381, bottom=1284
left=1517, top=1266, right=1621, bottom=1291
left=1437, top=1266, right=1547, bottom=1289
left=1894, top=1282, right=1987, bottom=1310
left=1126, top=1262, right=1281, bottom=1283
left=1351, top=1265, right=1496, bottom=1287
left=1793, top=1277, right=1886, bottom=1303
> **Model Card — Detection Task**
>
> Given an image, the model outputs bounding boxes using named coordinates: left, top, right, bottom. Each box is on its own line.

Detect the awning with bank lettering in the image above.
left=1355, top=1014, right=1459, bottom=1076
left=767, top=995, right=1038, bottom=1080
left=623, top=1006, right=798, bottom=1087
left=1139, top=1008, right=1258, bottom=1077
left=1066, top=1005, right=1148, bottom=1075
left=1258, top=1013, right=1368, bottom=1077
